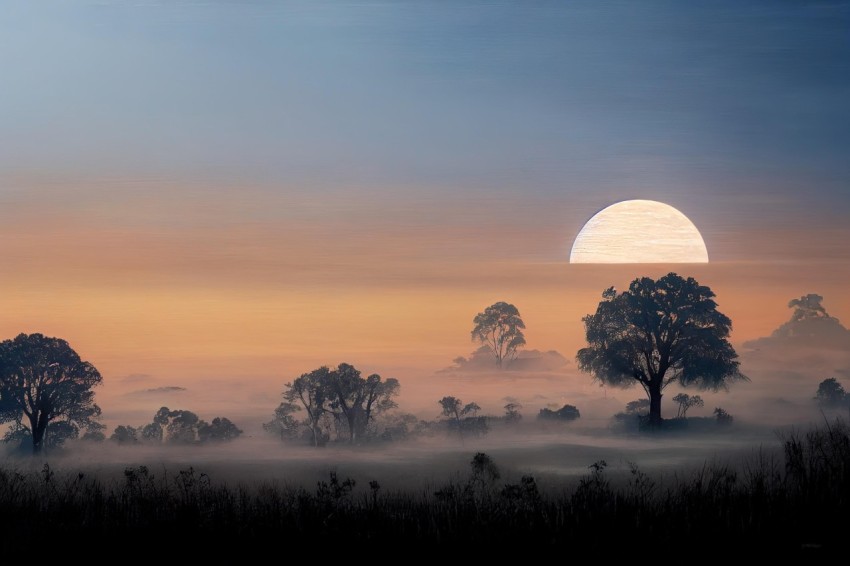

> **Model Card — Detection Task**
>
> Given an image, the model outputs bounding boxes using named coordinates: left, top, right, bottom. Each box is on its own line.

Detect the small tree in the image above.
left=789, top=294, right=829, bottom=321
left=672, top=393, right=705, bottom=419
left=504, top=402, right=523, bottom=424
left=625, top=399, right=650, bottom=416
left=714, top=407, right=734, bottom=425
left=438, top=396, right=485, bottom=440
left=0, top=333, right=103, bottom=454
left=110, top=425, right=139, bottom=445
left=263, top=401, right=303, bottom=441
left=537, top=404, right=580, bottom=421
left=814, top=377, right=848, bottom=408
left=283, top=367, right=331, bottom=447
left=577, top=273, right=747, bottom=427
left=471, top=302, right=527, bottom=368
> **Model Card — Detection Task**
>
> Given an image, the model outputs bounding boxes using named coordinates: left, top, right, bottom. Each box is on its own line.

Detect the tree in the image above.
left=0, top=333, right=103, bottom=454
left=537, top=404, right=580, bottom=421
left=280, top=363, right=400, bottom=446
left=263, top=401, right=303, bottom=441
left=163, top=409, right=200, bottom=444
left=323, top=363, right=400, bottom=444
left=714, top=407, right=734, bottom=425
left=504, top=402, right=523, bottom=424
left=576, top=273, right=747, bottom=428
left=198, top=417, right=243, bottom=443
left=283, top=367, right=331, bottom=447
left=789, top=294, right=829, bottom=322
left=672, top=393, right=704, bottom=418
left=471, top=302, right=527, bottom=368
left=110, top=425, right=140, bottom=445
left=814, top=377, right=848, bottom=408
left=439, top=396, right=464, bottom=426
left=438, top=396, right=486, bottom=440
left=625, top=399, right=650, bottom=416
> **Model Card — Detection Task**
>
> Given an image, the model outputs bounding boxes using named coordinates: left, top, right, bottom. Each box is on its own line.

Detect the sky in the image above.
left=1, top=0, right=849, bottom=427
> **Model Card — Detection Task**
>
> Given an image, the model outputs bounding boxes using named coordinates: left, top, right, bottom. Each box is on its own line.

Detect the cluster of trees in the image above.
left=612, top=395, right=734, bottom=432
left=9, top=272, right=843, bottom=456
left=537, top=404, right=580, bottom=421
left=264, top=363, right=401, bottom=446
left=110, top=407, right=243, bottom=445
left=438, top=396, right=488, bottom=440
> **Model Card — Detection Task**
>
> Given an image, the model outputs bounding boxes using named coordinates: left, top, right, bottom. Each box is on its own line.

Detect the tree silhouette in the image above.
left=0, top=333, right=103, bottom=454
left=814, top=377, right=848, bottom=408
left=537, top=404, right=580, bottom=421
left=198, top=417, right=243, bottom=443
left=324, top=363, right=400, bottom=444
left=280, top=363, right=399, bottom=445
left=438, top=396, right=486, bottom=440
left=471, top=302, right=527, bottom=368
left=577, top=273, right=747, bottom=427
left=789, top=294, right=829, bottom=321
left=503, top=402, right=523, bottom=423
left=283, top=367, right=331, bottom=446
left=672, top=393, right=704, bottom=418
left=110, top=425, right=140, bottom=445
left=263, top=401, right=302, bottom=441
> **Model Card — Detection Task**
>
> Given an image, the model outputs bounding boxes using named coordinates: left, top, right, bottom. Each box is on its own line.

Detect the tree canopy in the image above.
left=471, top=302, right=527, bottom=368
left=576, top=273, right=747, bottom=427
left=0, top=333, right=103, bottom=454
left=814, top=377, right=848, bottom=408
left=276, top=363, right=400, bottom=445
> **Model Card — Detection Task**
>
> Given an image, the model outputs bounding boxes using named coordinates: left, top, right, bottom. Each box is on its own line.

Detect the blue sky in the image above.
left=3, top=1, right=848, bottom=216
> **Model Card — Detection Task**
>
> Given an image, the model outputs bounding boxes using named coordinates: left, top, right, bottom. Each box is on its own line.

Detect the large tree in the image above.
left=280, top=363, right=399, bottom=445
left=283, top=367, right=331, bottom=447
left=576, top=273, right=747, bottom=427
left=324, top=363, right=400, bottom=444
left=0, top=333, right=103, bottom=454
left=471, top=301, right=527, bottom=368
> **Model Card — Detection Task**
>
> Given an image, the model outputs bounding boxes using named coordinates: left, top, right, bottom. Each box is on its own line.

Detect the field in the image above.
left=1, top=415, right=847, bottom=562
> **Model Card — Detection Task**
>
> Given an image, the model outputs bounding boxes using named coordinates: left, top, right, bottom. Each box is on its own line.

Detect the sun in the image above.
left=569, top=200, right=709, bottom=263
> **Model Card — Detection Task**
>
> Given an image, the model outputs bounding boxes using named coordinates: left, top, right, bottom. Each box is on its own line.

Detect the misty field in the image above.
left=0, top=417, right=847, bottom=562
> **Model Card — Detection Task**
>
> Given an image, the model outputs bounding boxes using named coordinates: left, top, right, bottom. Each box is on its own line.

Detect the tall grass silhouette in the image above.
left=1, top=418, right=848, bottom=560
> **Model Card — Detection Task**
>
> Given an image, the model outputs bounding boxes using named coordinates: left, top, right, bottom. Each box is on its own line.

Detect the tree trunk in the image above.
left=347, top=413, right=357, bottom=444
left=648, top=382, right=663, bottom=429
left=31, top=414, right=47, bottom=455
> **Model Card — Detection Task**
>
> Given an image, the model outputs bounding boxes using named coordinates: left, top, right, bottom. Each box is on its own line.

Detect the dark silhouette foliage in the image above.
left=672, top=393, right=705, bottom=418
left=537, top=404, right=580, bottom=421
left=198, top=417, right=243, bottom=443
left=438, top=396, right=489, bottom=439
left=1, top=419, right=849, bottom=560
left=814, top=378, right=848, bottom=408
left=111, top=407, right=242, bottom=446
left=273, top=363, right=400, bottom=446
left=0, top=333, right=103, bottom=454
left=577, top=273, right=747, bottom=427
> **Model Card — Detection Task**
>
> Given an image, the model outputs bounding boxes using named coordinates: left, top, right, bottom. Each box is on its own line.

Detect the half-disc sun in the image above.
left=569, top=200, right=709, bottom=263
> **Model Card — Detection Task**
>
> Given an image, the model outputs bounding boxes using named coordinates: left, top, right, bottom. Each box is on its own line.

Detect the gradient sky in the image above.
left=1, top=0, right=849, bottom=424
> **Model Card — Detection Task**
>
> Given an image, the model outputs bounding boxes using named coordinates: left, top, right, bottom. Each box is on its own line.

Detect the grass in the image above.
left=1, top=417, right=848, bottom=561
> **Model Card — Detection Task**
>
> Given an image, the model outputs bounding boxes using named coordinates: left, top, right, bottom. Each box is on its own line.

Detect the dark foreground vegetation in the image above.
left=1, top=418, right=848, bottom=561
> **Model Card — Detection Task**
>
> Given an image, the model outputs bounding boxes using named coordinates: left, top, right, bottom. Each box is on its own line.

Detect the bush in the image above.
left=537, top=404, right=580, bottom=421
